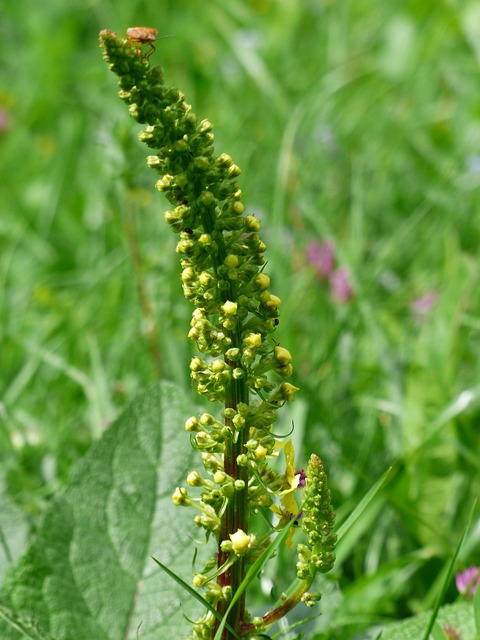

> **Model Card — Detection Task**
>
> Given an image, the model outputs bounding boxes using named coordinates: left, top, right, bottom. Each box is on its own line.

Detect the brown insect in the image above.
left=126, top=27, right=159, bottom=59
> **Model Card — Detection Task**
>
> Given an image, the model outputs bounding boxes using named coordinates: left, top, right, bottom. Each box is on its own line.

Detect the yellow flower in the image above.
left=269, top=440, right=302, bottom=549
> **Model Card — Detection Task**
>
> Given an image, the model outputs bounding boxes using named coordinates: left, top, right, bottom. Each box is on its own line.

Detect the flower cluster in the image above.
left=456, top=566, right=480, bottom=599
left=100, top=29, right=335, bottom=639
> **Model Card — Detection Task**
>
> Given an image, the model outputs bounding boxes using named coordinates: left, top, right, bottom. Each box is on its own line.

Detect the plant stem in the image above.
left=215, top=350, right=249, bottom=637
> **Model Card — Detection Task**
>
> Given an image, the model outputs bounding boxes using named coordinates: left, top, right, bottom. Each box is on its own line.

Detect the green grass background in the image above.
left=2, top=0, right=480, bottom=637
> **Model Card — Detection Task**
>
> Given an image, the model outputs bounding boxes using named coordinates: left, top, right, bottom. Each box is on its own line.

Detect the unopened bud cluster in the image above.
left=296, top=454, right=336, bottom=580
left=100, top=30, right=335, bottom=639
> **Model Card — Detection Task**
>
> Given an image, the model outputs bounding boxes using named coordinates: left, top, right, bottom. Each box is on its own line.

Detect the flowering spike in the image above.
left=296, top=454, right=336, bottom=579
left=99, top=30, right=335, bottom=640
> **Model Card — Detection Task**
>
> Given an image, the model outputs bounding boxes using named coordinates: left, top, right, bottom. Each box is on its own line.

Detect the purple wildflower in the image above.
left=456, top=566, right=480, bottom=598
left=330, top=266, right=354, bottom=303
left=307, top=240, right=335, bottom=280
left=443, top=625, right=461, bottom=640
left=0, top=109, right=9, bottom=134
left=410, top=290, right=439, bottom=315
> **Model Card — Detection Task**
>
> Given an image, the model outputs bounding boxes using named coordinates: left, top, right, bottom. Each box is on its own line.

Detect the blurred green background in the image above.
left=2, top=0, right=480, bottom=636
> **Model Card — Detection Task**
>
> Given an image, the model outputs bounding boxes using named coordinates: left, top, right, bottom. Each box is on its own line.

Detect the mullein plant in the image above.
left=99, top=29, right=336, bottom=640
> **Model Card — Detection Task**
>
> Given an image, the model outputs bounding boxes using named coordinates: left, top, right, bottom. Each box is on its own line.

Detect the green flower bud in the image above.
left=194, top=513, right=220, bottom=531
left=244, top=333, right=262, bottom=348
left=176, top=238, right=195, bottom=254
left=210, top=359, right=225, bottom=373
left=187, top=471, right=202, bottom=486
left=146, top=155, right=161, bottom=167
left=221, top=300, right=237, bottom=315
left=245, top=215, right=261, bottom=232
left=221, top=482, right=235, bottom=497
left=236, top=454, right=249, bottom=466
left=232, top=201, right=245, bottom=215
left=252, top=617, right=264, bottom=629
left=198, top=271, right=214, bottom=287
left=193, top=574, right=207, bottom=587
left=202, top=452, right=223, bottom=471
left=195, top=431, right=217, bottom=448
left=199, top=118, right=213, bottom=133
left=182, top=266, right=196, bottom=283
left=225, top=347, right=240, bottom=360
left=254, top=273, right=270, bottom=290
left=213, top=471, right=227, bottom=484
left=254, top=445, right=268, bottom=460
left=199, top=413, right=216, bottom=426
left=188, top=327, right=199, bottom=341
left=243, top=348, right=255, bottom=361
left=199, top=233, right=213, bottom=246
left=220, top=539, right=233, bottom=553
left=222, top=585, right=232, bottom=602
left=217, top=153, right=233, bottom=167
left=279, top=364, right=293, bottom=378
left=194, top=156, right=210, bottom=170
left=301, top=592, right=322, bottom=607
left=224, top=254, right=239, bottom=268
left=227, top=164, right=241, bottom=178
left=185, top=416, right=200, bottom=432
left=172, top=487, right=191, bottom=506
left=155, top=174, right=174, bottom=191
left=198, top=191, right=215, bottom=206
left=232, top=413, right=245, bottom=429
left=173, top=139, right=190, bottom=152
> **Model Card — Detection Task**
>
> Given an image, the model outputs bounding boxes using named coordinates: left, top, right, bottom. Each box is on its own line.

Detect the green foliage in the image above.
left=1, top=0, right=480, bottom=638
left=0, top=480, right=29, bottom=584
left=379, top=602, right=476, bottom=640
left=0, top=382, right=206, bottom=639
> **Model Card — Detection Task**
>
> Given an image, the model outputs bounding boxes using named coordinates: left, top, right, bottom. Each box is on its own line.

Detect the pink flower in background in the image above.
left=307, top=239, right=354, bottom=303
left=307, top=240, right=335, bottom=280
left=410, top=290, right=439, bottom=315
left=456, top=566, right=480, bottom=598
left=330, top=266, right=354, bottom=303
left=443, top=625, right=461, bottom=640
left=0, top=109, right=10, bottom=133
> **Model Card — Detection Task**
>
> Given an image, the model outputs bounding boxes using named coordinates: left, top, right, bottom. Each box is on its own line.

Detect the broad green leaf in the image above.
left=0, top=381, right=208, bottom=640
left=0, top=605, right=53, bottom=640
left=0, top=477, right=30, bottom=582
left=379, top=601, right=475, bottom=640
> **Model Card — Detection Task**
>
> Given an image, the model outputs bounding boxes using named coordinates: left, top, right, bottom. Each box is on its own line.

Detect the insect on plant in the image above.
left=126, top=27, right=159, bottom=59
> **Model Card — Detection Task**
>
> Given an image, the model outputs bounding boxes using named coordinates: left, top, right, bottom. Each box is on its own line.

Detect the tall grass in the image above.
left=1, top=0, right=479, bottom=636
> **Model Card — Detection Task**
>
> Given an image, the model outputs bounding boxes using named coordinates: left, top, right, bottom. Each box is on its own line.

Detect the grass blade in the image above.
left=422, top=499, right=478, bottom=640
left=151, top=556, right=241, bottom=639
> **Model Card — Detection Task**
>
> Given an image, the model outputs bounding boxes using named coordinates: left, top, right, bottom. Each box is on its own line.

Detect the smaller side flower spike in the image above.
left=297, top=454, right=336, bottom=579
left=240, top=453, right=336, bottom=638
